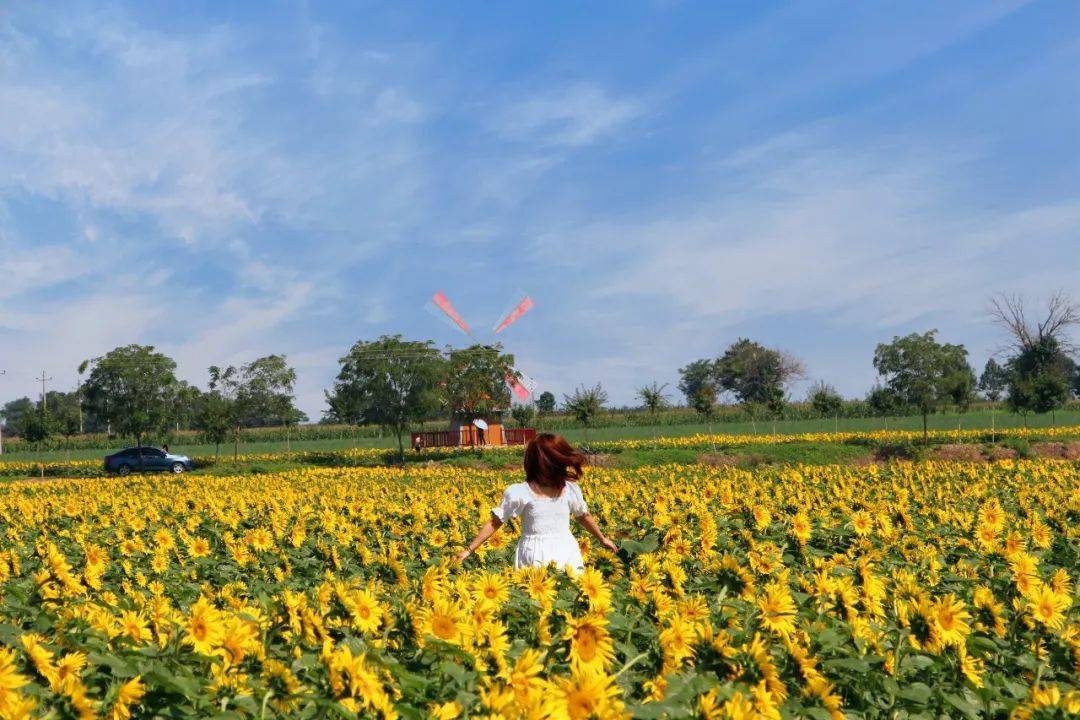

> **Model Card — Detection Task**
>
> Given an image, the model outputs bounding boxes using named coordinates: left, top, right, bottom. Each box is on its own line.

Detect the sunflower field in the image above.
left=0, top=459, right=1076, bottom=719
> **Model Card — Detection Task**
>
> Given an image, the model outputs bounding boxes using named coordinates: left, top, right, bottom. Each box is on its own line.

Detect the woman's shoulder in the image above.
left=565, top=480, right=583, bottom=496
left=504, top=482, right=530, bottom=498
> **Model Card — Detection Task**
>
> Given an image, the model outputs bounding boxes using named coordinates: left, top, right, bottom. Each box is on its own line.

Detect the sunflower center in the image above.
left=432, top=615, right=455, bottom=639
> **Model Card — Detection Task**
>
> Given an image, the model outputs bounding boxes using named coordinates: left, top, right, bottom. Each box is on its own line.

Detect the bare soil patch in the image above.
left=932, top=444, right=987, bottom=462
left=697, top=452, right=741, bottom=466
left=455, top=458, right=491, bottom=470
left=1031, top=441, right=1080, bottom=459
left=846, top=453, right=883, bottom=467
left=584, top=453, right=617, bottom=468
left=985, top=446, right=1018, bottom=461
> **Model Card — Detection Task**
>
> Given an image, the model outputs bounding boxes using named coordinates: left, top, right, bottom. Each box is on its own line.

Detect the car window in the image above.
left=121, top=449, right=139, bottom=457
left=141, top=448, right=165, bottom=458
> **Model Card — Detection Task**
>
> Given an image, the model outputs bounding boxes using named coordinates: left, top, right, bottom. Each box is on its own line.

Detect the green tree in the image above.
left=636, top=382, right=669, bottom=419
left=679, top=359, right=721, bottom=434
left=82, top=345, right=179, bottom=455
left=209, top=355, right=306, bottom=458
left=1, top=397, right=34, bottom=437
left=20, top=404, right=57, bottom=445
left=689, top=387, right=718, bottom=437
left=1005, top=337, right=1074, bottom=422
left=866, top=384, right=901, bottom=419
left=715, top=339, right=804, bottom=415
left=677, top=360, right=717, bottom=406
left=443, top=344, right=517, bottom=420
left=807, top=381, right=843, bottom=419
left=195, top=390, right=232, bottom=458
left=978, top=359, right=1010, bottom=402
left=235, top=355, right=303, bottom=428
left=562, top=383, right=608, bottom=438
left=510, top=403, right=536, bottom=428
left=535, top=391, right=556, bottom=416
left=173, top=381, right=204, bottom=432
left=326, top=335, right=444, bottom=459
left=637, top=381, right=670, bottom=440
left=945, top=364, right=978, bottom=412
left=872, top=331, right=972, bottom=439
left=207, top=365, right=244, bottom=459
left=46, top=391, right=82, bottom=442
left=990, top=293, right=1079, bottom=424
left=535, top=391, right=556, bottom=429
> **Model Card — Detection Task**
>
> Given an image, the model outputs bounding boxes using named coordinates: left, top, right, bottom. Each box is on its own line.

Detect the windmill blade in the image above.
left=506, top=371, right=536, bottom=400
left=493, top=295, right=535, bottom=334
left=428, top=290, right=472, bottom=336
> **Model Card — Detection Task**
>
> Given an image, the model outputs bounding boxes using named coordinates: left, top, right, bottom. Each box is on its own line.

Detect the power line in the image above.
left=0, top=345, right=524, bottom=378
left=25, top=347, right=521, bottom=368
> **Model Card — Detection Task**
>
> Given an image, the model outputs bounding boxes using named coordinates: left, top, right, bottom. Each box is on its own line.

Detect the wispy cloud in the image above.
left=538, top=130, right=1076, bottom=326
left=493, top=82, right=641, bottom=147
left=0, top=0, right=1076, bottom=416
left=0, top=15, right=265, bottom=245
left=518, top=128, right=1080, bottom=399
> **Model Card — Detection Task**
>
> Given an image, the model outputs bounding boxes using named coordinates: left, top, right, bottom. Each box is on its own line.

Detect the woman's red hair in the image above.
left=524, top=433, right=586, bottom=490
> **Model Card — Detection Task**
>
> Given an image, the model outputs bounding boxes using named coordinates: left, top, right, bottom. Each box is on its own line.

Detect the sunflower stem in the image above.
left=614, top=651, right=649, bottom=678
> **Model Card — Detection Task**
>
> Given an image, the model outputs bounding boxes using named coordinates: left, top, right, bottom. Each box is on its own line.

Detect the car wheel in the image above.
left=171, top=462, right=186, bottom=474
left=117, top=464, right=132, bottom=477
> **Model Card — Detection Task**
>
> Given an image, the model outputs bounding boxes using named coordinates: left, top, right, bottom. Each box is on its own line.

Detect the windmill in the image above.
left=426, top=290, right=538, bottom=402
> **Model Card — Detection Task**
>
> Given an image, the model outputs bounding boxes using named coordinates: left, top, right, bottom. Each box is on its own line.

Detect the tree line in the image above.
left=0, top=337, right=527, bottom=459
left=660, top=293, right=1080, bottom=438
left=527, top=293, right=1080, bottom=440
left=1, top=347, right=304, bottom=458
left=2, top=293, right=1078, bottom=452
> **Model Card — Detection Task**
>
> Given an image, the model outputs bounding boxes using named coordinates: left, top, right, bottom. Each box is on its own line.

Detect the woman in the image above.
left=456, top=433, right=617, bottom=570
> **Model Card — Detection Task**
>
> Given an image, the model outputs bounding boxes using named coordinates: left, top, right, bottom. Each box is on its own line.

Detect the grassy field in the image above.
left=2, top=407, right=1078, bottom=465
left=559, top=407, right=1080, bottom=440
left=0, top=435, right=392, bottom=464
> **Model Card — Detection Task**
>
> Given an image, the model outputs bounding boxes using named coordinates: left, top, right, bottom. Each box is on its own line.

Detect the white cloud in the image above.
left=517, top=130, right=1080, bottom=402
left=0, top=30, right=263, bottom=243
left=0, top=244, right=90, bottom=304
left=494, top=82, right=641, bottom=147
left=544, top=133, right=1077, bottom=327
left=0, top=4, right=432, bottom=418
left=0, top=290, right=168, bottom=399
left=662, top=1, right=1035, bottom=118
left=169, top=281, right=315, bottom=370
left=1, top=1, right=1074, bottom=417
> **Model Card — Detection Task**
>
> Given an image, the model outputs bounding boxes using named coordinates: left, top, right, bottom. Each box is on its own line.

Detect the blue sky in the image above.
left=2, top=1, right=1079, bottom=418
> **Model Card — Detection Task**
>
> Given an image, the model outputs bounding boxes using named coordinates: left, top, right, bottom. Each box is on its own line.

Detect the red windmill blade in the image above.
left=493, top=295, right=534, bottom=334
left=506, top=373, right=531, bottom=401
left=426, top=290, right=538, bottom=400
left=429, top=290, right=472, bottom=336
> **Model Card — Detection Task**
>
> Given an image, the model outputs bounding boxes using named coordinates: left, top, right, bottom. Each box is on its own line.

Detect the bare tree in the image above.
left=779, top=351, right=808, bottom=386
left=989, top=291, right=1080, bottom=354
left=988, top=292, right=1080, bottom=425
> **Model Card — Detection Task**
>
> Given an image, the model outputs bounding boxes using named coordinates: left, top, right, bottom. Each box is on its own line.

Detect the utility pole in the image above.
left=35, top=370, right=51, bottom=480
left=37, top=370, right=52, bottom=410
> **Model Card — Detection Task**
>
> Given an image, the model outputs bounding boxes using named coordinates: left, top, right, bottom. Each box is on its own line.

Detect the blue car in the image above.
left=104, top=447, right=194, bottom=475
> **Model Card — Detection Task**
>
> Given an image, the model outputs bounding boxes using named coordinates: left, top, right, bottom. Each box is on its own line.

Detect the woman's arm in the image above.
left=456, top=515, right=504, bottom=563
left=576, top=513, right=618, bottom=553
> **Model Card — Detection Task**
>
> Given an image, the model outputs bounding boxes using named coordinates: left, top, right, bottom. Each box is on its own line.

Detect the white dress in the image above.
left=491, top=481, right=589, bottom=571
